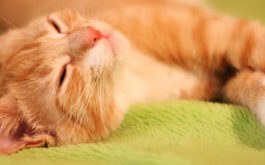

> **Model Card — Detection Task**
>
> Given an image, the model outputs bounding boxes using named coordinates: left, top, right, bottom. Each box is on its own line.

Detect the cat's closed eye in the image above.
left=48, top=18, right=61, bottom=33
left=59, top=65, right=67, bottom=87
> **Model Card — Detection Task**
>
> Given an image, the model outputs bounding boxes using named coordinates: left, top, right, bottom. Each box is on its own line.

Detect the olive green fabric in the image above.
left=1, top=0, right=265, bottom=164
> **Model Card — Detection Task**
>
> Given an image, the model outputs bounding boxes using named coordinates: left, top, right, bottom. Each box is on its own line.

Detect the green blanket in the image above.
left=2, top=0, right=265, bottom=165
left=1, top=101, right=265, bottom=165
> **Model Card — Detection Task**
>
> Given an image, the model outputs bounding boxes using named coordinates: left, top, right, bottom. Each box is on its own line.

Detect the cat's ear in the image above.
left=0, top=94, right=55, bottom=154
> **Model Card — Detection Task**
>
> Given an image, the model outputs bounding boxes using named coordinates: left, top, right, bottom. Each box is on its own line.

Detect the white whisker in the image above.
left=69, top=77, right=94, bottom=140
left=75, top=78, right=98, bottom=137
left=98, top=73, right=108, bottom=134
left=0, top=15, right=18, bottom=29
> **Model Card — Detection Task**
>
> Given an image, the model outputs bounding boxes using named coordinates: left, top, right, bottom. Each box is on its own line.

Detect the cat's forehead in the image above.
left=46, top=10, right=87, bottom=33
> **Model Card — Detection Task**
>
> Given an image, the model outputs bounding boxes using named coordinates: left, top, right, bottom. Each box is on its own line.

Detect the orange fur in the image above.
left=0, top=0, right=265, bottom=153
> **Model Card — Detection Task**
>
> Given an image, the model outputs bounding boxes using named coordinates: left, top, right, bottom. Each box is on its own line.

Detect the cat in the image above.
left=1, top=0, right=265, bottom=154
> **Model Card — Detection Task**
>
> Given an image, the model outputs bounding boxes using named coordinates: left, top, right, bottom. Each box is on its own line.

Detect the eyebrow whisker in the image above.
left=0, top=14, right=18, bottom=29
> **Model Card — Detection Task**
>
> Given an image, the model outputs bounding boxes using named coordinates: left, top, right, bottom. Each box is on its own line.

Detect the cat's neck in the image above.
left=113, top=48, right=201, bottom=113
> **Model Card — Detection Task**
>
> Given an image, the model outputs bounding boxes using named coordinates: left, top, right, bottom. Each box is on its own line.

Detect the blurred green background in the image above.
left=207, top=0, right=265, bottom=23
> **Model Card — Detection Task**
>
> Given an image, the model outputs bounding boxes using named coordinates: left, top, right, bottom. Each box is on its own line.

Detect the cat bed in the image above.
left=1, top=101, right=265, bottom=165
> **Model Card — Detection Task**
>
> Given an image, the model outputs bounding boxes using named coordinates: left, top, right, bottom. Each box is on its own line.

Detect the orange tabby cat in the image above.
left=1, top=0, right=265, bottom=154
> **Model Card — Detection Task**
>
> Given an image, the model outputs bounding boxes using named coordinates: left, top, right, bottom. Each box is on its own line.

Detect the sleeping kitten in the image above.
left=1, top=0, right=265, bottom=154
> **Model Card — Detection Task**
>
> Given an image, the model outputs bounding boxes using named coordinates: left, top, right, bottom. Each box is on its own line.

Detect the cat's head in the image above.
left=0, top=10, right=130, bottom=154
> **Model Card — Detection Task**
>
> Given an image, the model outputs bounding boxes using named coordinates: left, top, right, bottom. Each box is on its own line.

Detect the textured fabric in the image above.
left=1, top=101, right=265, bottom=165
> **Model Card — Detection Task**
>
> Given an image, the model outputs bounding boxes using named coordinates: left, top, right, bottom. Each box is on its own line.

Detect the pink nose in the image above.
left=68, top=26, right=103, bottom=51
left=83, top=26, right=103, bottom=46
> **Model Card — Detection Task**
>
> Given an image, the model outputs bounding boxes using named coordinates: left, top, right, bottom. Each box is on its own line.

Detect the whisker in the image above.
left=51, top=104, right=74, bottom=129
left=69, top=77, right=94, bottom=139
left=0, top=15, right=18, bottom=29
left=52, top=78, right=87, bottom=129
left=51, top=77, right=86, bottom=130
left=75, top=78, right=97, bottom=140
left=53, top=91, right=80, bottom=131
left=75, top=93, right=91, bottom=138
left=99, top=75, right=105, bottom=126
left=100, top=73, right=108, bottom=133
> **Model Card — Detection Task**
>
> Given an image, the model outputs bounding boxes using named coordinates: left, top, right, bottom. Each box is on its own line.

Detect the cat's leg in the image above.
left=201, top=16, right=265, bottom=72
left=223, top=70, right=265, bottom=126
left=176, top=12, right=265, bottom=72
